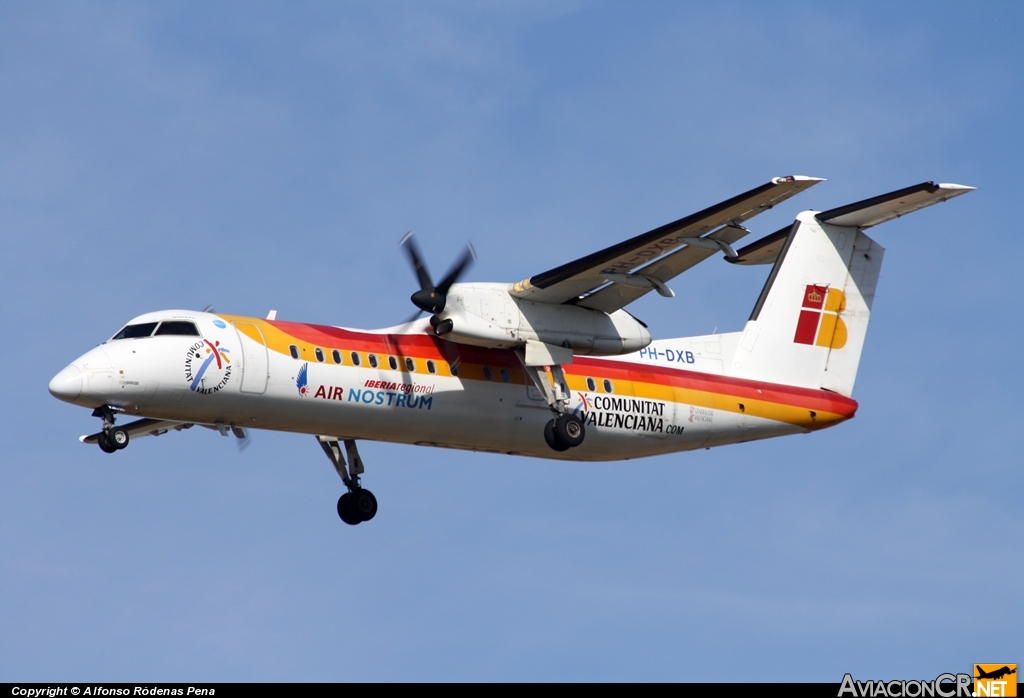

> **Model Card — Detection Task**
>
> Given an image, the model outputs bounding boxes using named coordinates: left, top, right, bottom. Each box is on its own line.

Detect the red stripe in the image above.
left=270, top=321, right=858, bottom=418
left=570, top=356, right=858, bottom=417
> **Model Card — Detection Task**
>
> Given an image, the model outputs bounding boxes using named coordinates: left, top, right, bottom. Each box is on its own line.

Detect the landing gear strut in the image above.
left=92, top=406, right=129, bottom=453
left=318, top=436, right=377, bottom=526
left=515, top=342, right=586, bottom=453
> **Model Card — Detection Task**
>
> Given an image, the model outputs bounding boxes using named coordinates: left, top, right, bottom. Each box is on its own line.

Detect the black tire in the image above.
left=544, top=419, right=570, bottom=452
left=554, top=413, right=585, bottom=448
left=97, top=432, right=117, bottom=454
left=351, top=488, right=378, bottom=522
left=109, top=427, right=130, bottom=450
left=337, top=493, right=361, bottom=526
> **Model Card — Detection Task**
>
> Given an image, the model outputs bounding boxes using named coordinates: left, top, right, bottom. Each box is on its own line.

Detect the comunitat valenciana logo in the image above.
left=184, top=339, right=232, bottom=394
left=838, top=665, right=1016, bottom=698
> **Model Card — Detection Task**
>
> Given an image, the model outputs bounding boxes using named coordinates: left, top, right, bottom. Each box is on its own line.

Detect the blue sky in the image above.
left=2, top=1, right=1021, bottom=681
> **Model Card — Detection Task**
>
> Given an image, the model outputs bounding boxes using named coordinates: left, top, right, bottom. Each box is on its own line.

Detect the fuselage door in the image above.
left=234, top=322, right=269, bottom=394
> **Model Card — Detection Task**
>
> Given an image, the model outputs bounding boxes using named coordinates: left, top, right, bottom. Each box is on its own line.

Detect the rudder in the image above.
left=729, top=211, right=883, bottom=397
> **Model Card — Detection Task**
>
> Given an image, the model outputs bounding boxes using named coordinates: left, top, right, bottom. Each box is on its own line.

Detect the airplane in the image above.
left=976, top=666, right=1016, bottom=681
left=48, top=177, right=974, bottom=525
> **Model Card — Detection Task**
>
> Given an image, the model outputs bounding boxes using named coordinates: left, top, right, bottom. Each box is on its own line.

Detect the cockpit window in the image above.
left=111, top=322, right=158, bottom=340
left=154, top=321, right=201, bottom=336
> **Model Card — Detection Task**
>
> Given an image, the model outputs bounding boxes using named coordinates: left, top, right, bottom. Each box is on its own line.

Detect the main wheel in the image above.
left=337, top=493, right=361, bottom=526
left=554, top=413, right=585, bottom=448
left=97, top=432, right=117, bottom=454
left=544, top=419, right=570, bottom=452
left=109, top=427, right=130, bottom=450
left=351, top=488, right=378, bottom=522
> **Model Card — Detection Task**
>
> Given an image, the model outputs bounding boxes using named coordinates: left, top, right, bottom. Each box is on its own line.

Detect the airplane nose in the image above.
left=49, top=364, right=83, bottom=401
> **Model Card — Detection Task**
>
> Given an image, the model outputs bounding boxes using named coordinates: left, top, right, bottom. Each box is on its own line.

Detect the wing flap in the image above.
left=512, top=176, right=824, bottom=306
left=816, top=182, right=975, bottom=228
left=577, top=223, right=751, bottom=312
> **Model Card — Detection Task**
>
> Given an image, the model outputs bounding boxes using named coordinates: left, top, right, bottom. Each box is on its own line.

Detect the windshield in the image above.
left=111, top=322, right=159, bottom=340
left=154, top=321, right=200, bottom=336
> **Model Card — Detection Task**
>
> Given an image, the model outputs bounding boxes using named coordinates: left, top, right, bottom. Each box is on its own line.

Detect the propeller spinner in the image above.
left=399, top=232, right=476, bottom=318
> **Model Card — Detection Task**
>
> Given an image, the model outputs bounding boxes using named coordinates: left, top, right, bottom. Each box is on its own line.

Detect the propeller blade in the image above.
left=436, top=243, right=477, bottom=295
left=399, top=231, right=435, bottom=292
left=399, top=233, right=476, bottom=315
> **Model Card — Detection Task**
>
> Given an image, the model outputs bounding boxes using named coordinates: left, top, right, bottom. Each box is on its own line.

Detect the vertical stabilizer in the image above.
left=729, top=211, right=883, bottom=397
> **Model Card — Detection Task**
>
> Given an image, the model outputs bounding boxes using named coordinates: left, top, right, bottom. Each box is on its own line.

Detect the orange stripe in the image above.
left=220, top=315, right=856, bottom=430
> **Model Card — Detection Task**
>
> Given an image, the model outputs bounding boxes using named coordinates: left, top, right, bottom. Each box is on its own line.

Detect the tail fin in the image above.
left=729, top=182, right=973, bottom=396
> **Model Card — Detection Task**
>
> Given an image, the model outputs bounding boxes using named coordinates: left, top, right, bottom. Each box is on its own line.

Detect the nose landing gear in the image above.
left=92, top=406, right=129, bottom=453
left=318, top=436, right=377, bottom=526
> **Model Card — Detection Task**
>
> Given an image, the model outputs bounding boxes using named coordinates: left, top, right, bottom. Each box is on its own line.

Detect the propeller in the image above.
left=399, top=232, right=476, bottom=319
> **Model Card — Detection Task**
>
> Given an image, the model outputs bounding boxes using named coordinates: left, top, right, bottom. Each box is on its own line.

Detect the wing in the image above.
left=80, top=418, right=193, bottom=444
left=509, top=176, right=823, bottom=313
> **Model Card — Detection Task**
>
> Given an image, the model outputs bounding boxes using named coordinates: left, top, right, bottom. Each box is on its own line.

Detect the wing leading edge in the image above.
left=510, top=176, right=823, bottom=312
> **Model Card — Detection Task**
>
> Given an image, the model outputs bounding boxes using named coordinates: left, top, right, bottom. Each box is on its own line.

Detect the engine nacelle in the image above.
left=436, top=283, right=651, bottom=356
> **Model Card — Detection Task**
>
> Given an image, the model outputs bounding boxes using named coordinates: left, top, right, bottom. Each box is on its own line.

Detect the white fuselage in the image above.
left=49, top=310, right=855, bottom=461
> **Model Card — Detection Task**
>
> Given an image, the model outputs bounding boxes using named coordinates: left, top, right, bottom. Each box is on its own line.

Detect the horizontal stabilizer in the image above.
left=726, top=223, right=793, bottom=266
left=816, top=181, right=975, bottom=229
left=727, top=181, right=975, bottom=268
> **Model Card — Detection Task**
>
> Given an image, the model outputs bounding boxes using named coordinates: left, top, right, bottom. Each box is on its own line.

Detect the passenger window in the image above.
left=112, top=322, right=158, bottom=340
left=483, top=366, right=493, bottom=381
left=315, top=348, right=325, bottom=363
left=426, top=360, right=437, bottom=374
left=369, top=354, right=378, bottom=368
left=332, top=349, right=342, bottom=364
left=387, top=356, right=397, bottom=370
left=154, top=321, right=200, bottom=336
left=351, top=352, right=361, bottom=366
left=586, top=377, right=596, bottom=392
left=603, top=379, right=613, bottom=393
left=406, top=357, right=416, bottom=372
left=499, top=368, right=510, bottom=383
left=450, top=363, right=459, bottom=377
left=289, top=345, right=299, bottom=359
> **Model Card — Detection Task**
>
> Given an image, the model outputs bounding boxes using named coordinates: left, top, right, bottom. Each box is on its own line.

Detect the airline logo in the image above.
left=975, top=664, right=1017, bottom=697
left=794, top=284, right=848, bottom=349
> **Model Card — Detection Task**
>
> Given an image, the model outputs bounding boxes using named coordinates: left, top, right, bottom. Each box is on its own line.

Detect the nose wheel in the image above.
left=319, top=436, right=378, bottom=526
left=92, top=407, right=130, bottom=453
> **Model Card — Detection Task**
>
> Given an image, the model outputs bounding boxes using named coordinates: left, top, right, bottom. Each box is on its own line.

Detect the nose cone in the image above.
left=49, top=364, right=83, bottom=402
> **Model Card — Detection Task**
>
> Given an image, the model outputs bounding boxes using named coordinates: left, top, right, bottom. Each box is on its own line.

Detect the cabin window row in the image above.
left=287, top=344, right=437, bottom=374
left=585, top=377, right=615, bottom=393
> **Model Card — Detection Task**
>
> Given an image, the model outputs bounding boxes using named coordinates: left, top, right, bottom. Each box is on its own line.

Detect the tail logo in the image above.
left=794, top=284, right=848, bottom=349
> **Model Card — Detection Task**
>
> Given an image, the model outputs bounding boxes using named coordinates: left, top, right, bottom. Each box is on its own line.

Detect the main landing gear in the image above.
left=318, top=436, right=377, bottom=526
left=543, top=413, right=585, bottom=452
left=515, top=343, right=586, bottom=453
left=92, top=406, right=129, bottom=454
